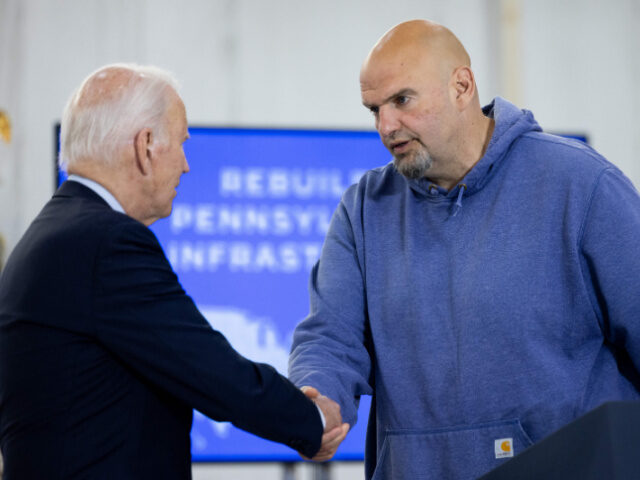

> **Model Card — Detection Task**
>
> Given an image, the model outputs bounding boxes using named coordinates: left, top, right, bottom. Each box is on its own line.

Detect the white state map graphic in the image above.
left=192, top=305, right=293, bottom=447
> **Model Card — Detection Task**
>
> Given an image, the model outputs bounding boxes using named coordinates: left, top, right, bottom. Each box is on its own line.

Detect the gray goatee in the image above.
left=393, top=148, right=433, bottom=179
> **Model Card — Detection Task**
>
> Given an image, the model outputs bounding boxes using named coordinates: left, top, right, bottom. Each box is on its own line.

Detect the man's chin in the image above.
left=393, top=156, right=430, bottom=180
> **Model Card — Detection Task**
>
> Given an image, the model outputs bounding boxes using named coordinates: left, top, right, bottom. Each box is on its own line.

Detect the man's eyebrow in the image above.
left=363, top=88, right=418, bottom=109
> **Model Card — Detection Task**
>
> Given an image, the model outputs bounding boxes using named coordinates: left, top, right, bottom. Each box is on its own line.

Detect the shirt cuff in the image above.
left=316, top=404, right=326, bottom=429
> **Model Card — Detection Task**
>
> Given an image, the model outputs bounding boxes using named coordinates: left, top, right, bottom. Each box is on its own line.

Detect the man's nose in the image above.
left=377, top=106, right=401, bottom=138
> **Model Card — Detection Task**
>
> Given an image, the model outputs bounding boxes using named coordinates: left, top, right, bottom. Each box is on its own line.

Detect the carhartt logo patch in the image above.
left=494, top=438, right=514, bottom=459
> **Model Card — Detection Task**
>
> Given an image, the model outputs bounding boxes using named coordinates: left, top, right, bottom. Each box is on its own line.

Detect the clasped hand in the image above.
left=300, top=386, right=350, bottom=462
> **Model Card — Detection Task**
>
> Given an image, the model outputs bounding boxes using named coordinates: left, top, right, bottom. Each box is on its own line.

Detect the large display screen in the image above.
left=57, top=126, right=392, bottom=461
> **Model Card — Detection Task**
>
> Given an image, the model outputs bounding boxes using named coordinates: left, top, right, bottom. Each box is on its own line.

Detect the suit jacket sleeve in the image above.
left=91, top=217, right=322, bottom=458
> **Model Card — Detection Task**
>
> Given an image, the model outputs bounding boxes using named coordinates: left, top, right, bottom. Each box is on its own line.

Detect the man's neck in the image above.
left=424, top=115, right=495, bottom=191
left=67, top=164, right=133, bottom=216
left=67, top=174, right=125, bottom=213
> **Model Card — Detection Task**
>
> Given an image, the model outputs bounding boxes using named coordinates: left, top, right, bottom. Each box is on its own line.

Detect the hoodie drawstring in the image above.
left=452, top=184, right=467, bottom=217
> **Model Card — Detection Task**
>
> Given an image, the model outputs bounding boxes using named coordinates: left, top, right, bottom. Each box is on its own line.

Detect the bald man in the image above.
left=289, top=20, right=640, bottom=479
left=0, top=64, right=347, bottom=480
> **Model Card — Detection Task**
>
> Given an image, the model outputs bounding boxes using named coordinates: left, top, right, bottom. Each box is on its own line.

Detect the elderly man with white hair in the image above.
left=0, top=64, right=347, bottom=480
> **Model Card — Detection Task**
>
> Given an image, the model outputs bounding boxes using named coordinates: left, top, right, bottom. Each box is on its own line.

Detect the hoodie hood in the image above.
left=407, top=97, right=542, bottom=201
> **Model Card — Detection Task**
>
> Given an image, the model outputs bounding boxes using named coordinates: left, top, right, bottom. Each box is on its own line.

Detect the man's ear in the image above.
left=133, top=128, right=153, bottom=175
left=450, top=66, right=475, bottom=110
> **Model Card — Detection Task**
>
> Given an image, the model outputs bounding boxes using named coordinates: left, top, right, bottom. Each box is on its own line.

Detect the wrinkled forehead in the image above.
left=360, top=48, right=438, bottom=98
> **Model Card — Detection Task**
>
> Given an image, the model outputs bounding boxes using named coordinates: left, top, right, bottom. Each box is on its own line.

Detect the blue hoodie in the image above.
left=289, top=97, right=640, bottom=479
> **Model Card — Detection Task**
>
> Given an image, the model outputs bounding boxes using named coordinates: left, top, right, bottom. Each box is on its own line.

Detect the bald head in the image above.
left=361, top=19, right=470, bottom=89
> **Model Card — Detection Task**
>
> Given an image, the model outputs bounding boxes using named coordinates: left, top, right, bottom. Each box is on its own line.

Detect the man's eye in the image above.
left=369, top=106, right=379, bottom=116
left=395, top=96, right=409, bottom=106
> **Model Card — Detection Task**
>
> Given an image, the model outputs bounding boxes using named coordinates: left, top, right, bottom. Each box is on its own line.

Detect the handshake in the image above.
left=301, top=386, right=350, bottom=462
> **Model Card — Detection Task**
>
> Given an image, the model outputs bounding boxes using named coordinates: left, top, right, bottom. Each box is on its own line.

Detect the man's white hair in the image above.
left=59, top=63, right=180, bottom=171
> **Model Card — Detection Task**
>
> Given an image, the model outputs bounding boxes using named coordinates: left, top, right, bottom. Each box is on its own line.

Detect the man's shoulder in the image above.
left=45, top=193, right=139, bottom=242
left=15, top=186, right=153, bottom=268
left=503, top=132, right=637, bottom=212
left=517, top=131, right=612, bottom=176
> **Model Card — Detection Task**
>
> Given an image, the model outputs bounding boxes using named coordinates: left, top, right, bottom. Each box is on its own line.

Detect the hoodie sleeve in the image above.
left=289, top=186, right=374, bottom=427
left=579, top=167, right=640, bottom=370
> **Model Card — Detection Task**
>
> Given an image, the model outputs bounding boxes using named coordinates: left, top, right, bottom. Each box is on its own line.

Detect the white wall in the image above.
left=1, top=0, right=639, bottom=478
left=2, top=0, right=639, bottom=259
left=2, top=0, right=638, bottom=254
left=521, top=0, right=640, bottom=183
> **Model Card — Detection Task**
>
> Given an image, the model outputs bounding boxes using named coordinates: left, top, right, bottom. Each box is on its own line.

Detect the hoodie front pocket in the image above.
left=371, top=419, right=533, bottom=480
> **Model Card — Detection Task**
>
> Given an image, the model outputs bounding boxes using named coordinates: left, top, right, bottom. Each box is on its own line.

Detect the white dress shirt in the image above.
left=66, top=174, right=125, bottom=213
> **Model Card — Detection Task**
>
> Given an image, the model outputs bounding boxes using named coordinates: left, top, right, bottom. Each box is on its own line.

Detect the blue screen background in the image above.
left=58, top=126, right=391, bottom=461
left=55, top=126, right=587, bottom=462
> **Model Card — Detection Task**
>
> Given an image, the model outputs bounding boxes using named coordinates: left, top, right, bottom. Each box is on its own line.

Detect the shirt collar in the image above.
left=66, top=174, right=125, bottom=214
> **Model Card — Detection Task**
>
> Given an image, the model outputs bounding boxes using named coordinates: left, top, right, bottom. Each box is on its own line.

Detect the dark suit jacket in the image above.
left=0, top=181, right=323, bottom=479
